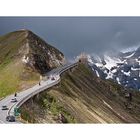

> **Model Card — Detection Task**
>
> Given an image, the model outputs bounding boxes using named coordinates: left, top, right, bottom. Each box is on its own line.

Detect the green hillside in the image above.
left=0, top=30, right=65, bottom=98
left=20, top=63, right=140, bottom=123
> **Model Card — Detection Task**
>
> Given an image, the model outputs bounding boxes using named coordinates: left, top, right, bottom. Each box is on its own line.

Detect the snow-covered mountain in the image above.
left=88, top=47, right=140, bottom=90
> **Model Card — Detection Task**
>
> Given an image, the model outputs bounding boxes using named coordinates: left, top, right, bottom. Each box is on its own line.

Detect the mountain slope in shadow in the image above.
left=20, top=63, right=140, bottom=123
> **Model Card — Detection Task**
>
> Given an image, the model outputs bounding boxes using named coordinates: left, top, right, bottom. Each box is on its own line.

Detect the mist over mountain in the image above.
left=1, top=28, right=140, bottom=123
left=1, top=17, right=140, bottom=59
left=88, top=46, right=140, bottom=90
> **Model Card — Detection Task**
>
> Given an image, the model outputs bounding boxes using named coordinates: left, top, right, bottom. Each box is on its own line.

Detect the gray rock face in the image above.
left=0, top=29, right=66, bottom=75
left=23, top=31, right=65, bottom=73
left=88, top=47, right=140, bottom=90
left=20, top=30, right=66, bottom=74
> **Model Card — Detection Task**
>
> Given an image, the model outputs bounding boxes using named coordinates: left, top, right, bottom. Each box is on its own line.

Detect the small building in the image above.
left=77, top=52, right=88, bottom=64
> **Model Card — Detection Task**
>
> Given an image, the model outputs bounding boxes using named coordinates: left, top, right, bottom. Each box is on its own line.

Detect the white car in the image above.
left=11, top=98, right=17, bottom=103
left=1, top=105, right=8, bottom=110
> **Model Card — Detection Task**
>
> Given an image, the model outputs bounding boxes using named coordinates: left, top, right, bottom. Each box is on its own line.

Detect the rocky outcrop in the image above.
left=20, top=30, right=66, bottom=74
left=0, top=29, right=66, bottom=97
left=88, top=47, right=140, bottom=90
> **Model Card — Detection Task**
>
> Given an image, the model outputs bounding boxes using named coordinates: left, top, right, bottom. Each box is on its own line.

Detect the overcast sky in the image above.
left=0, top=17, right=140, bottom=58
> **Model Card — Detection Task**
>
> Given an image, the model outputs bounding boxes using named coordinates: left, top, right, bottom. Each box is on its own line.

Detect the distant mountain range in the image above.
left=88, top=47, right=140, bottom=90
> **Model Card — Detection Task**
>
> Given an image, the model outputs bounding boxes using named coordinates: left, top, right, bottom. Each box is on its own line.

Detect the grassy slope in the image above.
left=0, top=60, right=39, bottom=98
left=0, top=31, right=39, bottom=98
left=0, top=31, right=26, bottom=63
left=20, top=64, right=140, bottom=123
left=0, top=29, right=65, bottom=98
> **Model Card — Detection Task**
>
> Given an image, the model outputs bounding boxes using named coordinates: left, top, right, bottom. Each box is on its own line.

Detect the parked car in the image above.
left=11, top=98, right=17, bottom=103
left=1, top=105, right=8, bottom=110
left=6, top=115, right=15, bottom=122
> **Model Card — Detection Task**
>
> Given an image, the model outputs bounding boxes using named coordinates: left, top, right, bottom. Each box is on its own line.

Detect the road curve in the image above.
left=0, top=62, right=78, bottom=124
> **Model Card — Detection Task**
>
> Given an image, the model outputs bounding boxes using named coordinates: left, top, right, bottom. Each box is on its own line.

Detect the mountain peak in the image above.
left=88, top=46, right=140, bottom=90
left=0, top=29, right=66, bottom=98
left=9, top=29, right=37, bottom=38
left=0, top=29, right=65, bottom=74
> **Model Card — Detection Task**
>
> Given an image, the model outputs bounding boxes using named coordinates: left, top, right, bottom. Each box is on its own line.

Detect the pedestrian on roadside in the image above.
left=14, top=92, right=17, bottom=97
left=39, top=81, right=41, bottom=86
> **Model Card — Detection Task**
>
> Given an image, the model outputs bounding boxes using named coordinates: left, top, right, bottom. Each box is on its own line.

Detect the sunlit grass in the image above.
left=0, top=60, right=39, bottom=98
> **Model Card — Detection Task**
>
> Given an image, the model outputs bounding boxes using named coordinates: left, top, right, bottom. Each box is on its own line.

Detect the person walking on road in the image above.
left=14, top=92, right=17, bottom=97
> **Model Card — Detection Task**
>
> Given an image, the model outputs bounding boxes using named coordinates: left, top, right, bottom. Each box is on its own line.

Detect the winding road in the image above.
left=0, top=62, right=78, bottom=124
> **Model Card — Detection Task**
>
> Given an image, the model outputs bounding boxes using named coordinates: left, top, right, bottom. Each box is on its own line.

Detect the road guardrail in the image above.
left=14, top=62, right=78, bottom=111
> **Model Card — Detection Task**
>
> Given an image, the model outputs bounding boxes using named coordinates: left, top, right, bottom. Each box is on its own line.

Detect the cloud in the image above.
left=0, top=17, right=140, bottom=59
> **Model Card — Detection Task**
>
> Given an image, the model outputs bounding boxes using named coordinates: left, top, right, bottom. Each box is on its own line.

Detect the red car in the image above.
left=51, top=77, right=55, bottom=80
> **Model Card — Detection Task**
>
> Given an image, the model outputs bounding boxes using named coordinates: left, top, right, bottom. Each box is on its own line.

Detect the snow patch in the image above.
left=116, top=77, right=121, bottom=84
left=124, top=52, right=135, bottom=58
left=96, top=62, right=103, bottom=67
left=121, top=46, right=138, bottom=53
left=87, top=55, right=94, bottom=64
left=111, top=69, right=117, bottom=73
left=95, top=70, right=100, bottom=77
left=124, top=71, right=131, bottom=76
left=103, top=55, right=122, bottom=70
left=131, top=67, right=140, bottom=71
left=121, top=70, right=130, bottom=76
left=106, top=71, right=113, bottom=79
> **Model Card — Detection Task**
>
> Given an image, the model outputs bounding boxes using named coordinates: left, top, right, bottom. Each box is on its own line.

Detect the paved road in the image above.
left=0, top=62, right=78, bottom=124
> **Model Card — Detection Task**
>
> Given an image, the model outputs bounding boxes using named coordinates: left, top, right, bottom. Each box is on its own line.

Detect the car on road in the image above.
left=1, top=105, right=8, bottom=110
left=11, top=98, right=17, bottom=103
left=51, top=77, right=55, bottom=80
left=6, top=115, right=15, bottom=122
